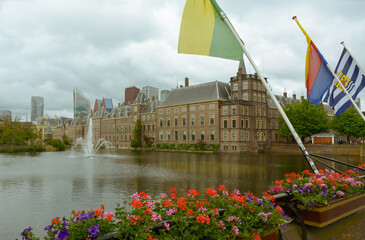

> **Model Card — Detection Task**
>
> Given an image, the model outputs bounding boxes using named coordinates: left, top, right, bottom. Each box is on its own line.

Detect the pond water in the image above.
left=0, top=150, right=363, bottom=238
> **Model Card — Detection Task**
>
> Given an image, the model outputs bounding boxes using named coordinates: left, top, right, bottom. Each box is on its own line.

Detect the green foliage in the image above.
left=168, top=143, right=175, bottom=149
left=131, top=119, right=142, bottom=148
left=62, top=135, right=72, bottom=145
left=278, top=99, right=329, bottom=141
left=330, top=108, right=365, bottom=140
left=213, top=144, right=219, bottom=151
left=0, top=119, right=41, bottom=146
left=0, top=145, right=45, bottom=153
left=44, top=138, right=66, bottom=151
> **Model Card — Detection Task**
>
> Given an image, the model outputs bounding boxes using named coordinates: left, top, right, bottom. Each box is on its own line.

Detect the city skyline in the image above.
left=0, top=0, right=364, bottom=120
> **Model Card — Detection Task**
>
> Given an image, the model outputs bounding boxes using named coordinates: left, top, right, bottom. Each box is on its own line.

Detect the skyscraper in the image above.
left=141, top=86, right=159, bottom=101
left=31, top=96, right=44, bottom=122
left=73, top=88, right=90, bottom=119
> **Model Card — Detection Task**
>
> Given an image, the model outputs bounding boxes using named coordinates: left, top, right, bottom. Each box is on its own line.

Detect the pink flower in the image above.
left=233, top=226, right=239, bottom=235
left=166, top=208, right=177, bottom=216
left=151, top=212, right=162, bottom=222
left=164, top=222, right=170, bottom=231
left=160, top=193, right=167, bottom=199
left=336, top=190, right=345, bottom=197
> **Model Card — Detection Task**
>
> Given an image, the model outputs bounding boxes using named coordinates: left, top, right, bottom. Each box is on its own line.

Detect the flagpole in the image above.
left=325, top=63, right=365, bottom=122
left=216, top=11, right=319, bottom=174
left=341, top=41, right=365, bottom=76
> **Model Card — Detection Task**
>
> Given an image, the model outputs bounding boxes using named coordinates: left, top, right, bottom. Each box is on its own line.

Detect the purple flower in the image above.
left=307, top=201, right=315, bottom=207
left=255, top=199, right=263, bottom=205
left=321, top=187, right=327, bottom=196
left=21, top=227, right=32, bottom=240
left=44, top=224, right=53, bottom=231
left=298, top=188, right=304, bottom=194
left=88, top=224, right=100, bottom=238
left=57, top=228, right=70, bottom=240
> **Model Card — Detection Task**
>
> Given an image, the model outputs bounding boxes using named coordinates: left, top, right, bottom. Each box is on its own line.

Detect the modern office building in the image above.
left=31, top=96, right=44, bottom=122
left=125, top=86, right=140, bottom=105
left=73, top=88, right=90, bottom=119
left=142, top=86, right=159, bottom=101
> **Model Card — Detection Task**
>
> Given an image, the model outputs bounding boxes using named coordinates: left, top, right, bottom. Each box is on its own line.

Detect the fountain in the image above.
left=73, top=118, right=111, bottom=157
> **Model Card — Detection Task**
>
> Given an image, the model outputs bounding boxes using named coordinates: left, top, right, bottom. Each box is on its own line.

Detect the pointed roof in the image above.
left=238, top=59, right=247, bottom=75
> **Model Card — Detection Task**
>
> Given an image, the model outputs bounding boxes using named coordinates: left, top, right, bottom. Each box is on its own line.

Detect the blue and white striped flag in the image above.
left=323, top=48, right=365, bottom=116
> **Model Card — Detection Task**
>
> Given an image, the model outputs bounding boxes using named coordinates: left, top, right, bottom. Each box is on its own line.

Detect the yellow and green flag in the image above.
left=178, top=0, right=243, bottom=61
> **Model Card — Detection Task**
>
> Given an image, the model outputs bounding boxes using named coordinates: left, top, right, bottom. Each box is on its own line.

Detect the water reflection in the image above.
left=0, top=150, right=363, bottom=238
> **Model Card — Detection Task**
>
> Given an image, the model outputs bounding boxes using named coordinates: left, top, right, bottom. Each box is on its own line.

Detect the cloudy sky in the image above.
left=0, top=0, right=364, bottom=120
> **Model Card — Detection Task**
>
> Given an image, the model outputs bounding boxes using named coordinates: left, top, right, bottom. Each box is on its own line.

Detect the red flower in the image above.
left=276, top=206, right=282, bottom=214
left=218, top=185, right=226, bottom=192
left=94, top=208, right=103, bottom=218
left=342, top=184, right=349, bottom=190
left=176, top=197, right=186, bottom=210
left=131, top=199, right=142, bottom=208
left=169, top=188, right=177, bottom=194
left=143, top=208, right=154, bottom=215
left=196, top=214, right=210, bottom=225
left=204, top=188, right=218, bottom=197
left=251, top=233, right=261, bottom=240
left=130, top=215, right=143, bottom=225
left=187, top=189, right=199, bottom=197
left=187, top=209, right=194, bottom=216
left=161, top=199, right=173, bottom=208
left=147, top=235, right=158, bottom=240
left=51, top=216, right=60, bottom=225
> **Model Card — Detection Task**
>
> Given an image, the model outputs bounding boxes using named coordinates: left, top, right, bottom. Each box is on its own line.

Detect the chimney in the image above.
left=180, top=85, right=183, bottom=88
left=185, top=77, right=189, bottom=87
left=301, top=95, right=304, bottom=100
left=283, top=90, right=287, bottom=98
left=293, top=93, right=296, bottom=100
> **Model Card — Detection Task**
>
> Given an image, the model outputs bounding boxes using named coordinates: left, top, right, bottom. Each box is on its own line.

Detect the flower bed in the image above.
left=19, top=165, right=365, bottom=239
left=19, top=186, right=288, bottom=240
left=267, top=164, right=365, bottom=227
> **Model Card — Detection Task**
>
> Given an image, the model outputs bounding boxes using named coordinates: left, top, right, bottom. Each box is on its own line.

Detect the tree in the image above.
left=278, top=99, right=329, bottom=141
left=0, top=119, right=41, bottom=146
left=131, top=118, right=142, bottom=148
left=330, top=108, right=365, bottom=142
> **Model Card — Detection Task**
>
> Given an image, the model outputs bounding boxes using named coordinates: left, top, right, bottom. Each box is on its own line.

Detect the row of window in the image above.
left=101, top=124, right=134, bottom=133
left=141, top=114, right=156, bottom=122
left=159, top=104, right=216, bottom=115
left=159, top=130, right=215, bottom=142
left=222, top=131, right=250, bottom=142
left=159, top=114, right=215, bottom=127
left=232, top=80, right=266, bottom=91
left=223, top=119, right=249, bottom=129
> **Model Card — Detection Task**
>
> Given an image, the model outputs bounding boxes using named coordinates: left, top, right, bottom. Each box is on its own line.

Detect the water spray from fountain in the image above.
left=72, top=118, right=112, bottom=157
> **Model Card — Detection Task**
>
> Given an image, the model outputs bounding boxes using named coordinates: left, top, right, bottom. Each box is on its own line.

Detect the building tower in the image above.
left=31, top=96, right=44, bottom=122
left=125, top=86, right=140, bottom=105
left=73, top=88, right=90, bottom=119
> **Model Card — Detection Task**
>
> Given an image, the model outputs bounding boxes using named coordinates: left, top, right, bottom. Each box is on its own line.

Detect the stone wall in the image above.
left=271, top=143, right=360, bottom=156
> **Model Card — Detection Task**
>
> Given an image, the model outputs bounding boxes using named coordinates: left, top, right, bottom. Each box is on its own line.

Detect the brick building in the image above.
left=66, top=61, right=282, bottom=152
